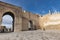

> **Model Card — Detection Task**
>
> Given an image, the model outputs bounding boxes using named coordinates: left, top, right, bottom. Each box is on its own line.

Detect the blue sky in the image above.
left=0, top=0, right=60, bottom=15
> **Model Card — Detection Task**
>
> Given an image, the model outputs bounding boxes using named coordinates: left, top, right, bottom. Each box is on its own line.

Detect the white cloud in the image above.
left=2, top=15, right=13, bottom=24
left=51, top=7, right=58, bottom=12
left=2, top=15, right=13, bottom=28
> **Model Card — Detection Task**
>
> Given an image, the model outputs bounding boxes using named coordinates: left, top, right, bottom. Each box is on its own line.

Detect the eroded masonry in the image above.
left=0, top=1, right=40, bottom=32
left=0, top=1, right=60, bottom=32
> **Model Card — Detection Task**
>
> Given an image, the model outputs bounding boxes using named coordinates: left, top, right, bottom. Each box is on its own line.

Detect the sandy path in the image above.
left=0, top=30, right=60, bottom=40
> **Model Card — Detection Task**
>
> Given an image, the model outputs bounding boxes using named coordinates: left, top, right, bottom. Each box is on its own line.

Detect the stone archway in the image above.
left=2, top=12, right=14, bottom=32
left=0, top=1, right=40, bottom=32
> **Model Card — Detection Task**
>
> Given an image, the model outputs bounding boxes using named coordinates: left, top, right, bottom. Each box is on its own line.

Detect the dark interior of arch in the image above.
left=29, top=20, right=36, bottom=30
left=2, top=12, right=14, bottom=32
left=29, top=20, right=33, bottom=30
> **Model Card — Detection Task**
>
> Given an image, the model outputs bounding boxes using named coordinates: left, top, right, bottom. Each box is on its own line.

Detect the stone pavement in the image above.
left=0, top=30, right=60, bottom=40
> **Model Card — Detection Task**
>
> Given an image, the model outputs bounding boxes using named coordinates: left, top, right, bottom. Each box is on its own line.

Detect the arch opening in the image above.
left=28, top=20, right=33, bottom=30
left=2, top=12, right=14, bottom=32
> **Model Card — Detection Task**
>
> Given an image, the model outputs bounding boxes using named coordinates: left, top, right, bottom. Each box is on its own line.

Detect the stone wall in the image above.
left=39, top=13, right=60, bottom=30
left=0, top=1, right=40, bottom=32
left=22, top=11, right=40, bottom=31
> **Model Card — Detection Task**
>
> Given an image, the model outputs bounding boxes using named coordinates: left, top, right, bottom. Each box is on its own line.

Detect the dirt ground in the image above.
left=0, top=30, right=60, bottom=40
